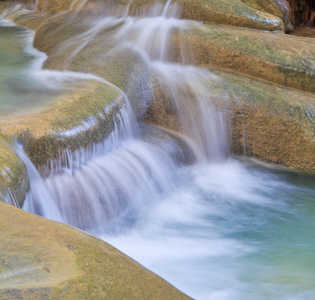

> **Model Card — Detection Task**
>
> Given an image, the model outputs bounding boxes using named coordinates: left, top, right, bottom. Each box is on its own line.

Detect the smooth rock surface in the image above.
left=171, top=23, right=315, bottom=92
left=0, top=202, right=190, bottom=299
left=0, top=137, right=28, bottom=206
left=35, top=0, right=285, bottom=31
left=0, top=0, right=314, bottom=173
left=146, top=69, right=315, bottom=173
left=0, top=81, right=123, bottom=166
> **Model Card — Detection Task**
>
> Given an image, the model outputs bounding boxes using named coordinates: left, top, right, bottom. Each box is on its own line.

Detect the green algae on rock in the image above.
left=0, top=202, right=191, bottom=299
left=26, top=7, right=312, bottom=94
left=0, top=81, right=123, bottom=166
left=18, top=7, right=314, bottom=93
left=9, top=0, right=285, bottom=32
left=171, top=23, right=315, bottom=92
left=0, top=137, right=29, bottom=207
left=218, top=71, right=315, bottom=173
left=1, top=1, right=314, bottom=173
left=178, top=0, right=284, bottom=31
left=146, top=68, right=315, bottom=173
left=240, top=0, right=294, bottom=32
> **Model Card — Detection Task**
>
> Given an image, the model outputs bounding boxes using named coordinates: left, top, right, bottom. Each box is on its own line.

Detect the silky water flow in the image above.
left=1, top=1, right=315, bottom=299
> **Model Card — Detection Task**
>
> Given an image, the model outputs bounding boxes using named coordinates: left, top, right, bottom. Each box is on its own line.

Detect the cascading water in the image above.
left=1, top=1, right=315, bottom=300
left=17, top=0, right=230, bottom=229
left=56, top=0, right=229, bottom=161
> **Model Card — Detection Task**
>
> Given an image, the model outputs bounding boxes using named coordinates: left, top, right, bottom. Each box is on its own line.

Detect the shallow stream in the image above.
left=1, top=4, right=315, bottom=300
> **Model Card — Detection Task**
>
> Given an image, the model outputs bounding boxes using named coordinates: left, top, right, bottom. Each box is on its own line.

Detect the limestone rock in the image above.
left=0, top=202, right=190, bottom=299
left=146, top=68, right=315, bottom=173
left=241, top=0, right=294, bottom=32
left=0, top=81, right=123, bottom=166
left=0, top=137, right=29, bottom=207
left=34, top=0, right=285, bottom=31
left=171, top=23, right=315, bottom=92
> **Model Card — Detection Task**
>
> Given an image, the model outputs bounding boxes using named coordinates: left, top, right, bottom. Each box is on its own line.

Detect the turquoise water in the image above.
left=2, top=12, right=315, bottom=300
left=0, top=17, right=95, bottom=117
left=104, top=158, right=315, bottom=299
left=0, top=18, right=36, bottom=115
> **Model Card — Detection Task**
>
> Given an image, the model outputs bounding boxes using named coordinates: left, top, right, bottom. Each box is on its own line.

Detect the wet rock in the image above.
left=146, top=68, right=315, bottom=173
left=241, top=0, right=294, bottom=32
left=0, top=202, right=190, bottom=299
left=1, top=1, right=314, bottom=172
left=290, top=27, right=315, bottom=37
left=0, top=81, right=123, bottom=167
left=140, top=124, right=196, bottom=165
left=178, top=0, right=284, bottom=31
left=34, top=0, right=285, bottom=31
left=220, top=71, right=315, bottom=173
left=0, top=137, right=29, bottom=207
left=171, top=24, right=315, bottom=92
left=36, top=0, right=74, bottom=14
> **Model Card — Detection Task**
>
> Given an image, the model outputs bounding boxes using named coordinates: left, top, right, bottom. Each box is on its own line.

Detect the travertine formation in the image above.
left=0, top=201, right=191, bottom=299
left=0, top=0, right=314, bottom=296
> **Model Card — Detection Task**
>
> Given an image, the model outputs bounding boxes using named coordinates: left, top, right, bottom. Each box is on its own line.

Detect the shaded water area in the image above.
left=0, top=16, right=106, bottom=116
left=1, top=2, right=315, bottom=299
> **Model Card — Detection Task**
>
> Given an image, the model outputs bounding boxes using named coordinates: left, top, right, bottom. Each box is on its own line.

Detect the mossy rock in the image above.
left=170, top=24, right=315, bottom=92
left=20, top=9, right=314, bottom=93
left=0, top=202, right=190, bottom=299
left=2, top=1, right=314, bottom=172
left=0, top=137, right=29, bottom=207
left=240, top=0, right=294, bottom=32
left=178, top=0, right=284, bottom=31
left=28, top=11, right=154, bottom=120
left=146, top=68, right=315, bottom=173
left=1, top=9, right=152, bottom=166
left=0, top=81, right=123, bottom=166
left=215, top=70, right=315, bottom=173
left=33, top=0, right=285, bottom=31
left=36, top=0, right=74, bottom=14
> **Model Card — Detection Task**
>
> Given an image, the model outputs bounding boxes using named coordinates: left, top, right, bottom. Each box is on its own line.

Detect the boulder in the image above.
left=146, top=68, right=315, bottom=173
left=241, top=0, right=294, bottom=32
left=0, top=81, right=123, bottom=166
left=0, top=202, right=190, bottom=299
left=16, top=8, right=314, bottom=93
left=171, top=23, right=315, bottom=92
left=220, top=71, right=315, bottom=173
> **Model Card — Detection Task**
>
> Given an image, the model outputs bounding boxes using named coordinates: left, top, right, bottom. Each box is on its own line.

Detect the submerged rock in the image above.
left=140, top=124, right=196, bottom=165
left=0, top=202, right=190, bottom=299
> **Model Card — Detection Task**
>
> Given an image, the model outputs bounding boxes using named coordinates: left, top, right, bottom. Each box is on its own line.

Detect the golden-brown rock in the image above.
left=0, top=137, right=29, bottom=206
left=0, top=202, right=190, bottom=299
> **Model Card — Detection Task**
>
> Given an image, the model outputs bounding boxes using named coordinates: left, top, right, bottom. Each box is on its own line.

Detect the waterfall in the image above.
left=3, top=2, right=315, bottom=299
left=21, top=104, right=176, bottom=232
left=3, top=0, right=230, bottom=232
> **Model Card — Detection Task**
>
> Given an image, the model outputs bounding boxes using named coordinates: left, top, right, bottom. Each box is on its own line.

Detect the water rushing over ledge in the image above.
left=1, top=1, right=315, bottom=299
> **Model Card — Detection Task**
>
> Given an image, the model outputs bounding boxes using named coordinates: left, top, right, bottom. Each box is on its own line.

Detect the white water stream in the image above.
left=1, top=1, right=315, bottom=299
